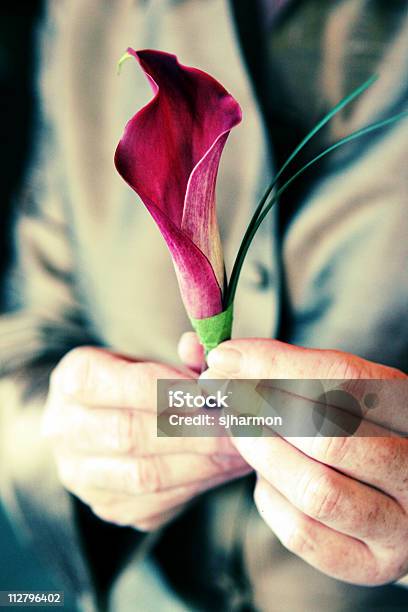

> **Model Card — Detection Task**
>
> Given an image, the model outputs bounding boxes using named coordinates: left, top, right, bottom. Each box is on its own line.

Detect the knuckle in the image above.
left=283, top=518, right=316, bottom=556
left=129, top=361, right=154, bottom=386
left=362, top=557, right=400, bottom=586
left=57, top=346, right=93, bottom=372
left=91, top=505, right=124, bottom=526
left=41, top=401, right=61, bottom=440
left=87, top=491, right=119, bottom=507
left=48, top=368, right=61, bottom=393
left=312, top=436, right=350, bottom=465
left=133, top=506, right=181, bottom=532
left=380, top=555, right=408, bottom=584
left=132, top=457, right=163, bottom=494
left=208, top=453, right=237, bottom=473
left=57, top=458, right=76, bottom=492
left=133, top=518, right=162, bottom=532
left=324, top=352, right=361, bottom=379
left=124, top=362, right=157, bottom=407
left=297, top=470, right=342, bottom=521
left=253, top=479, right=269, bottom=515
left=52, top=346, right=96, bottom=393
left=374, top=544, right=408, bottom=583
left=114, top=410, right=140, bottom=454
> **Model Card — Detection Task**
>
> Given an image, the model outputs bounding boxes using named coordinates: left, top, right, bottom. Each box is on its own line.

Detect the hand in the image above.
left=43, top=347, right=250, bottom=532
left=179, top=335, right=408, bottom=585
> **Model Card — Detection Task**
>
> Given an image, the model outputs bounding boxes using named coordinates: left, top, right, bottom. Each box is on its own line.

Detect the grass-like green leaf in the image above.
left=224, top=75, right=379, bottom=307
left=226, top=107, right=408, bottom=307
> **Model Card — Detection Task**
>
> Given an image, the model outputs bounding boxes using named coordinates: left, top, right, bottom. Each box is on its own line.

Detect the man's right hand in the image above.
left=42, top=347, right=250, bottom=531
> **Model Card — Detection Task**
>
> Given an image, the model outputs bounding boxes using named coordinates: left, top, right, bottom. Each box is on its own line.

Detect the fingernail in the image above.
left=207, top=347, right=242, bottom=375
left=199, top=369, right=225, bottom=380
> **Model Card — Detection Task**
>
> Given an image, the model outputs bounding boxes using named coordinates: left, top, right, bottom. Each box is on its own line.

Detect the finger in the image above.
left=326, top=379, right=408, bottom=435
left=206, top=339, right=406, bottom=380
left=255, top=378, right=408, bottom=435
left=178, top=332, right=204, bottom=373
left=74, top=473, right=227, bottom=509
left=88, top=467, right=250, bottom=528
left=58, top=452, right=250, bottom=497
left=51, top=346, right=190, bottom=408
left=285, top=436, right=408, bottom=504
left=233, top=435, right=406, bottom=548
left=46, top=402, right=239, bottom=457
left=253, top=478, right=388, bottom=586
left=205, top=340, right=408, bottom=434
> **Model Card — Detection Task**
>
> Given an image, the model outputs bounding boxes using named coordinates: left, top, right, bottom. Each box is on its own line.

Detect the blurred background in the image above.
left=0, top=3, right=39, bottom=284
left=0, top=4, right=76, bottom=607
left=0, top=0, right=41, bottom=589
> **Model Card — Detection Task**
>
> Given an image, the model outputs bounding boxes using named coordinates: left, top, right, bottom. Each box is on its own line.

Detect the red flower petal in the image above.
left=115, top=49, right=241, bottom=318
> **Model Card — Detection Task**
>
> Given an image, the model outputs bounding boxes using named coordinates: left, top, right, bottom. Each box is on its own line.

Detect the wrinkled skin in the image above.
left=179, top=332, right=408, bottom=586
left=43, top=346, right=250, bottom=531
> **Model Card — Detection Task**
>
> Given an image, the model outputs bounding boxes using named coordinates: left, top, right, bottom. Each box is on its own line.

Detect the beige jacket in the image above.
left=1, top=1, right=408, bottom=610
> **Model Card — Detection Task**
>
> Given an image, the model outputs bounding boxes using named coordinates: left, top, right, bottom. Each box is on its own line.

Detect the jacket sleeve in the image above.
left=0, top=14, right=144, bottom=612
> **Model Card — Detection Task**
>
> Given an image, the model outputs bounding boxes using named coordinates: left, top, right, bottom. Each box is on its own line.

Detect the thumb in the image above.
left=178, top=332, right=205, bottom=373
left=205, top=338, right=403, bottom=380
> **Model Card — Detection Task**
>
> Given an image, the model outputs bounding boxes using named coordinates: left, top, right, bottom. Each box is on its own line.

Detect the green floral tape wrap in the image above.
left=190, top=303, right=233, bottom=356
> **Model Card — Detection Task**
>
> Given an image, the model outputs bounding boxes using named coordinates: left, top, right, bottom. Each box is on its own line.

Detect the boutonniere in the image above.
left=115, top=49, right=406, bottom=357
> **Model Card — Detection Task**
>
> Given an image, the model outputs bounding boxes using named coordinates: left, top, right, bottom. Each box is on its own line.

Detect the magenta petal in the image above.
left=181, top=133, right=229, bottom=288
left=115, top=49, right=241, bottom=318
left=148, top=203, right=223, bottom=318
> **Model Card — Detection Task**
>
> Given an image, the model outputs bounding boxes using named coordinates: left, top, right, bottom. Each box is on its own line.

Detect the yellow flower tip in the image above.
left=117, top=51, right=132, bottom=75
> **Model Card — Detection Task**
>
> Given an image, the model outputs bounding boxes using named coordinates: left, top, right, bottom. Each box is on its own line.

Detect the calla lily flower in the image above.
left=115, top=48, right=242, bottom=320
left=115, top=51, right=401, bottom=355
